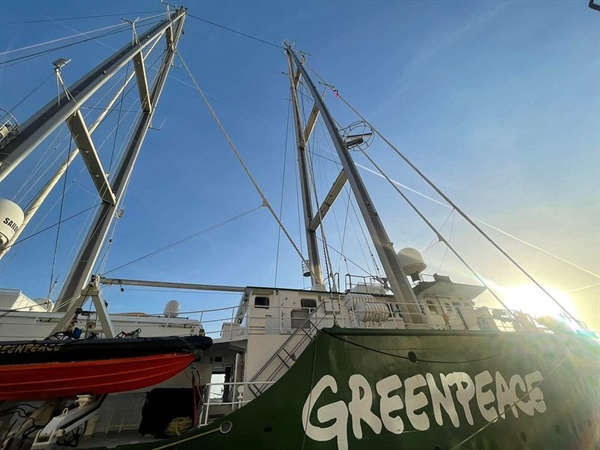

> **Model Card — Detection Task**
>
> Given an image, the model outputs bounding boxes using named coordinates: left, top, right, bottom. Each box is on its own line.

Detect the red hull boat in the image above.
left=0, top=335, right=212, bottom=401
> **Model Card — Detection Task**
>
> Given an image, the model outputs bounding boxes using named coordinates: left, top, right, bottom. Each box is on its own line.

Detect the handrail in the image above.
left=200, top=381, right=274, bottom=426
left=247, top=312, right=324, bottom=397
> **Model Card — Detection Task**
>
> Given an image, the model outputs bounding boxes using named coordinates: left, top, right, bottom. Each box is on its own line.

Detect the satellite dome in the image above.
left=164, top=300, right=180, bottom=318
left=397, top=247, right=427, bottom=276
left=0, top=199, right=24, bottom=247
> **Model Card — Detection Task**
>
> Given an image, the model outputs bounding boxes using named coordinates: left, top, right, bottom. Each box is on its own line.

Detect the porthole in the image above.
left=519, top=431, right=527, bottom=442
left=408, top=351, right=418, bottom=364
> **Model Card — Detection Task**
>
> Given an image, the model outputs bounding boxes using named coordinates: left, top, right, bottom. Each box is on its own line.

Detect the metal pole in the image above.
left=285, top=52, right=323, bottom=287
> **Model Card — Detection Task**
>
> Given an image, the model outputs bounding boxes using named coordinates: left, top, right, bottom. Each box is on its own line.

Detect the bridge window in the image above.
left=301, top=298, right=317, bottom=309
left=255, top=296, right=270, bottom=308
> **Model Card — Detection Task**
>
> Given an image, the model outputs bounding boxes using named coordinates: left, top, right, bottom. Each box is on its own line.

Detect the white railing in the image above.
left=200, top=381, right=274, bottom=426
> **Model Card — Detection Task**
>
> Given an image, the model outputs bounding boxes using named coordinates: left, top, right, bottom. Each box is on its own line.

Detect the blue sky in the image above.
left=0, top=1, right=598, bottom=331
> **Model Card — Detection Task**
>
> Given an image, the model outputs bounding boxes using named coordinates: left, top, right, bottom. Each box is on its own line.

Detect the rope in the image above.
left=321, top=328, right=507, bottom=364
left=152, top=427, right=221, bottom=449
left=178, top=50, right=313, bottom=276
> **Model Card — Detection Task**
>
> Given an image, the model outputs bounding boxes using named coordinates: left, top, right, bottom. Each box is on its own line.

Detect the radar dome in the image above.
left=397, top=247, right=427, bottom=276
left=0, top=199, right=24, bottom=247
left=164, top=300, right=180, bottom=318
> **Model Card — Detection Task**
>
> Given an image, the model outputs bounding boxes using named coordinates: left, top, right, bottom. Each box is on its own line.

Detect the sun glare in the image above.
left=500, top=285, right=576, bottom=320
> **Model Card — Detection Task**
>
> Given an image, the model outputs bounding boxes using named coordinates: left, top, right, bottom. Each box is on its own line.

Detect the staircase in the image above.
left=247, top=311, right=324, bottom=397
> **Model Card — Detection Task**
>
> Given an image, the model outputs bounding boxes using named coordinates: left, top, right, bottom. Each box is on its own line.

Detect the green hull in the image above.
left=108, top=328, right=599, bottom=450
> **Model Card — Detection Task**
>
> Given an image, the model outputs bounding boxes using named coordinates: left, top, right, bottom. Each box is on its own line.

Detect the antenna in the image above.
left=52, top=58, right=72, bottom=106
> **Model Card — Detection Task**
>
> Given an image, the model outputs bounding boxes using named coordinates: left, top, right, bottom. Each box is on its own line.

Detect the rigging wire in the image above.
left=0, top=22, right=129, bottom=57
left=6, top=72, right=55, bottom=114
left=1, top=11, right=164, bottom=25
left=356, top=162, right=599, bottom=279
left=187, top=13, right=283, bottom=50
left=436, top=209, right=456, bottom=273
left=315, top=234, right=374, bottom=277
left=305, top=111, right=336, bottom=291
left=0, top=13, right=164, bottom=58
left=307, top=62, right=595, bottom=276
left=303, top=83, right=341, bottom=291
left=101, top=205, right=263, bottom=276
left=12, top=69, right=139, bottom=260
left=108, top=62, right=130, bottom=173
left=0, top=203, right=101, bottom=251
left=421, top=208, right=454, bottom=255
left=15, top=128, right=70, bottom=204
left=5, top=37, right=171, bottom=285
left=274, top=95, right=293, bottom=287
left=317, top=81, right=581, bottom=322
left=87, top=46, right=171, bottom=277
left=0, top=20, right=161, bottom=68
left=340, top=188, right=353, bottom=277
left=47, top=138, right=72, bottom=298
left=357, top=146, right=519, bottom=318
left=178, top=51, right=314, bottom=276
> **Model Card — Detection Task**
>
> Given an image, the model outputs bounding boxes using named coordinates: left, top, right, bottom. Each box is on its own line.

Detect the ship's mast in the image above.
left=0, top=9, right=185, bottom=181
left=52, top=10, right=186, bottom=311
left=286, top=52, right=324, bottom=287
left=0, top=9, right=188, bottom=310
left=285, top=46, right=425, bottom=325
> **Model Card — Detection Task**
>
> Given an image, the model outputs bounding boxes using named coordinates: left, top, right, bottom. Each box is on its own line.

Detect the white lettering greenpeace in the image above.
left=303, top=370, right=546, bottom=450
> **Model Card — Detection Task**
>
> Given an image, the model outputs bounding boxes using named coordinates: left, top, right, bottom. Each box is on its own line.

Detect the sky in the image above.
left=0, top=0, right=598, bottom=332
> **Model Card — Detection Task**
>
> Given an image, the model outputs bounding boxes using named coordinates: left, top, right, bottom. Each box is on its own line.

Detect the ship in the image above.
left=0, top=3, right=598, bottom=450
